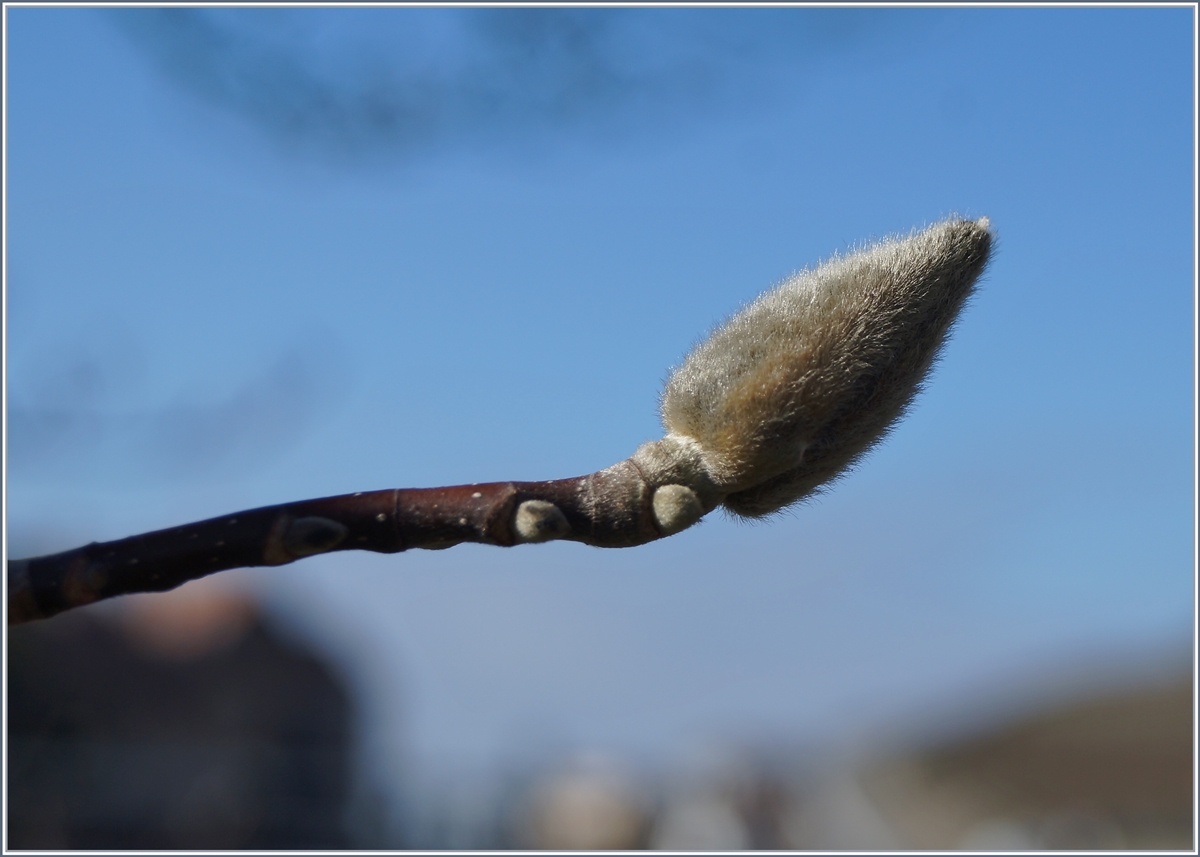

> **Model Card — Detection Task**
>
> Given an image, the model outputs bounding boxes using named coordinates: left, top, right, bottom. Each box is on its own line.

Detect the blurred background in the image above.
left=5, top=5, right=1194, bottom=849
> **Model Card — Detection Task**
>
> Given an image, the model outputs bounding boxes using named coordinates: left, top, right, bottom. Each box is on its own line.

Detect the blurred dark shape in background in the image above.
left=857, top=675, right=1195, bottom=850
left=7, top=339, right=344, bottom=488
left=8, top=579, right=1191, bottom=851
left=107, top=7, right=899, bottom=166
left=413, top=669, right=1193, bottom=850
left=513, top=752, right=650, bottom=850
left=7, top=582, right=355, bottom=849
left=726, top=673, right=1192, bottom=851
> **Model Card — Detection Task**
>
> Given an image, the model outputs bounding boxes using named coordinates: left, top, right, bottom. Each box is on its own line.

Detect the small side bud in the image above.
left=284, top=516, right=349, bottom=557
left=631, top=434, right=722, bottom=512
left=651, top=484, right=703, bottom=535
left=514, top=500, right=571, bottom=543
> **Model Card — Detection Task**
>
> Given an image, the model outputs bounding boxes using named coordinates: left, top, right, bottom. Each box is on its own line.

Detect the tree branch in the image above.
left=8, top=459, right=716, bottom=624
left=8, top=216, right=993, bottom=625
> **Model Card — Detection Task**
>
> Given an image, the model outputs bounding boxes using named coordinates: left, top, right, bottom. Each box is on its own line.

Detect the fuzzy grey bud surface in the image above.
left=656, top=216, right=993, bottom=518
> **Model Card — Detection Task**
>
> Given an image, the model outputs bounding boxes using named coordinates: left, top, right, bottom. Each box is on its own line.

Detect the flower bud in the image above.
left=661, top=216, right=993, bottom=517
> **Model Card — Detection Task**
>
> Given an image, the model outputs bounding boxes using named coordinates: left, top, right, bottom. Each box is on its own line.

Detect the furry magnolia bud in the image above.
left=659, top=216, right=993, bottom=518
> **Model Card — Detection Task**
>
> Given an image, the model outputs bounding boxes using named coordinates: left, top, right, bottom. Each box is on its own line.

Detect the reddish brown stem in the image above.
left=7, top=458, right=688, bottom=625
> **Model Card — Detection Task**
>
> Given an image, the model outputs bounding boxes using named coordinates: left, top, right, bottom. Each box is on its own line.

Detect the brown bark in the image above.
left=8, top=458, right=702, bottom=625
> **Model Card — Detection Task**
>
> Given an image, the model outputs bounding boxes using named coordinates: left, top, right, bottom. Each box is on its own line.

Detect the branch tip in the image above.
left=8, top=216, right=992, bottom=623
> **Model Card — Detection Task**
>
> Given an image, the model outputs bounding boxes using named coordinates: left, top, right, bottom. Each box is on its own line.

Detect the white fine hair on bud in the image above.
left=660, top=216, right=993, bottom=518
left=514, top=500, right=570, bottom=543
left=651, top=484, right=704, bottom=536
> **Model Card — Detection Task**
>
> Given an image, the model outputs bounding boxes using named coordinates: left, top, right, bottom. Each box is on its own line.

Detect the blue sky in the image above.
left=6, top=4, right=1194, bottom=811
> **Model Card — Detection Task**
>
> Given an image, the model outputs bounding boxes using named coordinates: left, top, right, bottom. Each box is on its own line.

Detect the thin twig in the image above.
left=7, top=460, right=714, bottom=624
